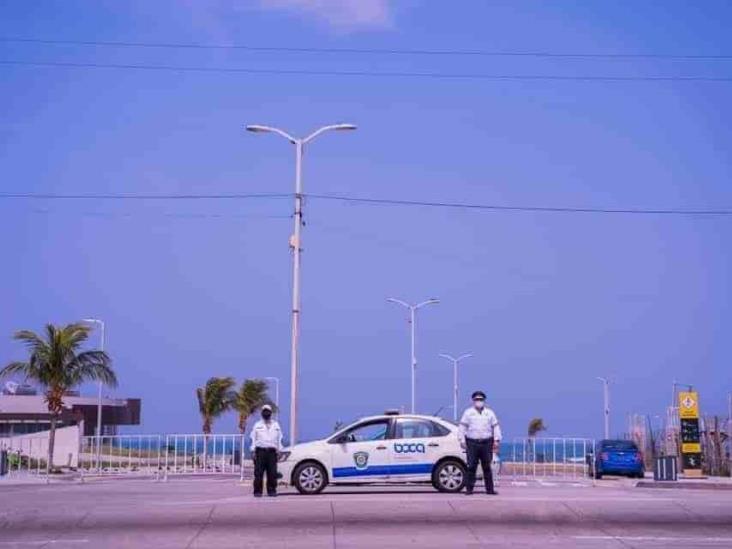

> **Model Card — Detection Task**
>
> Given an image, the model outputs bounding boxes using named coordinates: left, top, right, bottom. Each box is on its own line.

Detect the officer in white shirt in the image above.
left=250, top=404, right=283, bottom=497
left=458, top=390, right=502, bottom=495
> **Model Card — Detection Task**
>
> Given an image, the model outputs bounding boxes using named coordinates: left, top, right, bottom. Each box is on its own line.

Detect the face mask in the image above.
left=474, top=400, right=485, bottom=410
left=262, top=410, right=272, bottom=420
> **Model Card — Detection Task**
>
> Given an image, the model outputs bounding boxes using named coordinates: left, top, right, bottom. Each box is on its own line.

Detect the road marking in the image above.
left=0, top=540, right=89, bottom=546
left=574, top=536, right=732, bottom=543
left=158, top=495, right=678, bottom=506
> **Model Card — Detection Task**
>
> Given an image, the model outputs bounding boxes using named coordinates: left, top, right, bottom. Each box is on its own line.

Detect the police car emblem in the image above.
left=353, top=451, right=369, bottom=470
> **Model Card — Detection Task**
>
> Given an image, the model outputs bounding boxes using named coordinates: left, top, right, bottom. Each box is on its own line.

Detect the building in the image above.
left=0, top=387, right=141, bottom=437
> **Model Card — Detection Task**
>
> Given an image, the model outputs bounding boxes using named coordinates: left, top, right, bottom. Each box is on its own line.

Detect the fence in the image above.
left=0, top=436, right=50, bottom=477
left=78, top=434, right=247, bottom=481
left=501, top=437, right=595, bottom=482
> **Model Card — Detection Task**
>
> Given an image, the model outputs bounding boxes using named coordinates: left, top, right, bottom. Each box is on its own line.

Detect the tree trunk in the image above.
left=202, top=420, right=210, bottom=472
left=238, top=414, right=248, bottom=435
left=47, top=415, right=57, bottom=474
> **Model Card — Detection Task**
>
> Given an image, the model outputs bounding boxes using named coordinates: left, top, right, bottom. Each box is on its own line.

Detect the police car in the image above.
left=277, top=411, right=468, bottom=494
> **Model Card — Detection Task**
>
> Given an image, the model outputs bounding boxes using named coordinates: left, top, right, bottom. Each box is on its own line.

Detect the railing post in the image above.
left=239, top=435, right=245, bottom=484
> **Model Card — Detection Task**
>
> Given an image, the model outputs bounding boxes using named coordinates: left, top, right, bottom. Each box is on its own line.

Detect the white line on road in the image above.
left=157, top=495, right=678, bottom=506
left=574, top=536, right=732, bottom=544
left=0, top=540, right=89, bottom=546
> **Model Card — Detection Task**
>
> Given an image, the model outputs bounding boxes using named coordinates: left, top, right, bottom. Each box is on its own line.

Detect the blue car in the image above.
left=590, top=440, right=644, bottom=479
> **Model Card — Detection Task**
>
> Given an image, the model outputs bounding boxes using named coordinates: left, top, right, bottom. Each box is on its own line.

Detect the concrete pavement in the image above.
left=1, top=479, right=731, bottom=548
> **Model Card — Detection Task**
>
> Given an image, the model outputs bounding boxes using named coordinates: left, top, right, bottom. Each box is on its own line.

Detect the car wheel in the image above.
left=293, top=462, right=327, bottom=495
left=432, top=460, right=466, bottom=493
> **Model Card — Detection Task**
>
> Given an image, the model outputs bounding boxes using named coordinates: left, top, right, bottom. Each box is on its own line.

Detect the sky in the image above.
left=1, top=1, right=731, bottom=442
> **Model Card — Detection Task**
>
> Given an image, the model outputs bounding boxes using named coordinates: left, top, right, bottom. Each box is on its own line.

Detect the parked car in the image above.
left=277, top=411, right=469, bottom=494
left=589, top=439, right=644, bottom=479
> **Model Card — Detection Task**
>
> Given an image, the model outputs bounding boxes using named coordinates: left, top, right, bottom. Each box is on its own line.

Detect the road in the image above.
left=0, top=479, right=730, bottom=548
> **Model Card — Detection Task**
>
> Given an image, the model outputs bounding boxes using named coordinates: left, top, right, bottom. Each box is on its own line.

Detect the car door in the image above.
left=387, top=418, right=447, bottom=482
left=329, top=419, right=392, bottom=483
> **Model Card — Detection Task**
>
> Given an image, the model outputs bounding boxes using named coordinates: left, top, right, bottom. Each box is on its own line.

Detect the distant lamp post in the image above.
left=439, top=353, right=473, bottom=422
left=265, top=376, right=280, bottom=411
left=246, top=123, right=356, bottom=445
left=597, top=377, right=610, bottom=439
left=387, top=298, right=439, bottom=413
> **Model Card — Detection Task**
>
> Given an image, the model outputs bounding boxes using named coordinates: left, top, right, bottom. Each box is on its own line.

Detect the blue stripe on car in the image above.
left=333, top=463, right=433, bottom=478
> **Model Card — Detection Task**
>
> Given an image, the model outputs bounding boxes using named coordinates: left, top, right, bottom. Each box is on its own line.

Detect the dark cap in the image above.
left=471, top=390, right=486, bottom=400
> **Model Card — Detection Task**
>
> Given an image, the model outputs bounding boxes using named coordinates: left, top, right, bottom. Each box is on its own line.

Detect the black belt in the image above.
left=466, top=437, right=494, bottom=443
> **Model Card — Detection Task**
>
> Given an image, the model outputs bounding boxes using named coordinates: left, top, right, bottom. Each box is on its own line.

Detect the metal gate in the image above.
left=501, top=437, right=595, bottom=482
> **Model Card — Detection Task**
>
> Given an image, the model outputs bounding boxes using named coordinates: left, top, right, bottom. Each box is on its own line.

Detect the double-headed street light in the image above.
left=439, top=353, right=473, bottom=422
left=246, top=123, right=356, bottom=445
left=387, top=298, right=439, bottom=413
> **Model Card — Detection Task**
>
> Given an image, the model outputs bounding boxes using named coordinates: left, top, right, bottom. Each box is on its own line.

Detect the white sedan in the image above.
left=277, top=412, right=469, bottom=494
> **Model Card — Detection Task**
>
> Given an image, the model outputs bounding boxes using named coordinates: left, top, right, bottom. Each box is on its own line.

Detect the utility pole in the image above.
left=246, top=123, right=356, bottom=445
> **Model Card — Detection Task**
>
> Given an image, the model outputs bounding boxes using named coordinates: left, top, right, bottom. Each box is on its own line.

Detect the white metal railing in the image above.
left=503, top=437, right=595, bottom=482
left=79, top=434, right=248, bottom=481
left=0, top=436, right=50, bottom=477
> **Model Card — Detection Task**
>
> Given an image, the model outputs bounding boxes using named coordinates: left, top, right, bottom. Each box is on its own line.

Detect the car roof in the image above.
left=356, top=413, right=454, bottom=426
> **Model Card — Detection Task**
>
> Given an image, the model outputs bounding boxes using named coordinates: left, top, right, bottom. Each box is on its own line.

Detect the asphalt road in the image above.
left=0, top=479, right=730, bottom=548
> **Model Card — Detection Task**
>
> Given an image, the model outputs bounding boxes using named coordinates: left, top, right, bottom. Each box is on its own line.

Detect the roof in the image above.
left=0, top=394, right=133, bottom=415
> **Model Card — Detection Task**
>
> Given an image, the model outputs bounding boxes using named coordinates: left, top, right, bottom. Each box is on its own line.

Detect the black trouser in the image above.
left=465, top=437, right=495, bottom=493
left=253, top=447, right=278, bottom=495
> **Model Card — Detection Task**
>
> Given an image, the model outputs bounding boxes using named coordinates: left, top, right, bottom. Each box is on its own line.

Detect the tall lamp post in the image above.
left=83, top=319, right=105, bottom=439
left=246, top=123, right=356, bottom=445
left=387, top=298, right=439, bottom=413
left=83, top=318, right=105, bottom=471
left=597, top=377, right=610, bottom=439
left=439, top=353, right=472, bottom=422
left=265, top=376, right=280, bottom=411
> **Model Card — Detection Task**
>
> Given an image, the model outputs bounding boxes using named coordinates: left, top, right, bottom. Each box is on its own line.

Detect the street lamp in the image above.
left=265, top=376, right=280, bottom=411
left=387, top=298, right=439, bottom=413
left=597, top=377, right=610, bottom=439
left=83, top=318, right=105, bottom=471
left=82, top=319, right=105, bottom=439
left=246, top=123, right=356, bottom=445
left=439, top=353, right=472, bottom=422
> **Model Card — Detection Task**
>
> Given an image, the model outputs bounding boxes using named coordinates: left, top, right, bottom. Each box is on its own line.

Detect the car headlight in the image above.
left=278, top=451, right=291, bottom=463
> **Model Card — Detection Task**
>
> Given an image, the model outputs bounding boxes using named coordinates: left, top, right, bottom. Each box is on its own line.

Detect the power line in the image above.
left=2, top=191, right=731, bottom=216
left=0, top=192, right=290, bottom=200
left=2, top=60, right=731, bottom=83
left=2, top=37, right=731, bottom=60
left=306, top=194, right=732, bottom=216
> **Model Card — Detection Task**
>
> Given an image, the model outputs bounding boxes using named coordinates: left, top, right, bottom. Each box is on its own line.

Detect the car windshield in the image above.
left=601, top=440, right=637, bottom=451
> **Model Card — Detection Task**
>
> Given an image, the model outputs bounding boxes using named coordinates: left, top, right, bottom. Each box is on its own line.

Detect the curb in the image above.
left=637, top=480, right=732, bottom=491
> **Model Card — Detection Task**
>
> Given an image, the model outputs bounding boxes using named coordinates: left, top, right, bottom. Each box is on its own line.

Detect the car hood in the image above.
left=284, top=439, right=327, bottom=455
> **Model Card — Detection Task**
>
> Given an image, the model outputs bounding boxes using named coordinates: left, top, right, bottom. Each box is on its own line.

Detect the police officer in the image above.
left=458, top=390, right=502, bottom=495
left=250, top=404, right=283, bottom=497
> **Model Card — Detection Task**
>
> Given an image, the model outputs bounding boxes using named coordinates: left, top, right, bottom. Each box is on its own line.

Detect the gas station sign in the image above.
left=678, top=391, right=702, bottom=477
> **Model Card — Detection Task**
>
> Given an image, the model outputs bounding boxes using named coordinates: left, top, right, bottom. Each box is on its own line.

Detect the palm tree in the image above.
left=527, top=417, right=547, bottom=464
left=230, top=379, right=272, bottom=435
left=528, top=418, right=547, bottom=438
left=196, top=376, right=236, bottom=467
left=0, top=323, right=116, bottom=471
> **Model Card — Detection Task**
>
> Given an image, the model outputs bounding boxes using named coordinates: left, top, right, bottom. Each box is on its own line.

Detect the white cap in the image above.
left=262, top=404, right=273, bottom=412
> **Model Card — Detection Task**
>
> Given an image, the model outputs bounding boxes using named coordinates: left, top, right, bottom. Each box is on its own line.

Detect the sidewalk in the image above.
left=638, top=476, right=732, bottom=490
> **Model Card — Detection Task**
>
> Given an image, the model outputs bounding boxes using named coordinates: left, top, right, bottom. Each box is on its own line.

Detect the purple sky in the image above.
left=2, top=1, right=731, bottom=441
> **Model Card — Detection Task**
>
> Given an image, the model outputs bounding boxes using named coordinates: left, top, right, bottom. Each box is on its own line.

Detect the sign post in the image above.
left=678, top=391, right=703, bottom=477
